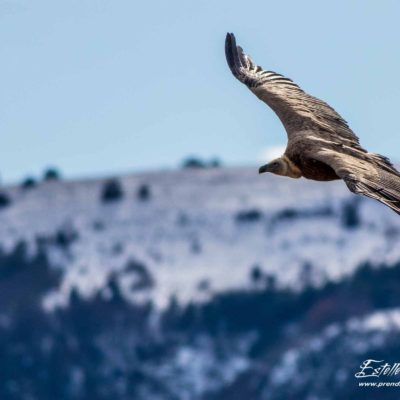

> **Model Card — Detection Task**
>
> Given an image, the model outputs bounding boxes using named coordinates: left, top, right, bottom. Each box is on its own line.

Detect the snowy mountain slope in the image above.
left=1, top=166, right=400, bottom=311
left=2, top=166, right=400, bottom=400
left=265, top=308, right=400, bottom=400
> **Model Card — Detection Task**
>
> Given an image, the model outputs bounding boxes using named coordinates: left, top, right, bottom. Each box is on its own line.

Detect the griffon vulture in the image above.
left=225, top=33, right=400, bottom=215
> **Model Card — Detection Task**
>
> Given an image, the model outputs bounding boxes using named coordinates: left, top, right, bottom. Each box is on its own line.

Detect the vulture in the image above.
left=225, top=32, right=400, bottom=215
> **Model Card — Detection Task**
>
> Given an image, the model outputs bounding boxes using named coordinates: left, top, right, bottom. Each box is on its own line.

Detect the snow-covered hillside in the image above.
left=1, top=166, right=399, bottom=310
left=1, top=166, right=400, bottom=400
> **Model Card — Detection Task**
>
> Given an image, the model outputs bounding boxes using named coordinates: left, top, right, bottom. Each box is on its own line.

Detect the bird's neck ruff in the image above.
left=282, top=155, right=302, bottom=179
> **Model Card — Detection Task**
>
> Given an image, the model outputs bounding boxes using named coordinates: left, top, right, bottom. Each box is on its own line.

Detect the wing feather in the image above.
left=312, top=149, right=400, bottom=214
left=225, top=33, right=358, bottom=145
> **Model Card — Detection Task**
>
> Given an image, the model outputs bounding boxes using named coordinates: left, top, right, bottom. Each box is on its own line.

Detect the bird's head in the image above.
left=259, top=158, right=287, bottom=176
left=259, top=156, right=302, bottom=178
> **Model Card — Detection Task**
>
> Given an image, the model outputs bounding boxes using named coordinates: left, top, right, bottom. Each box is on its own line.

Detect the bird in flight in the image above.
left=225, top=32, right=400, bottom=215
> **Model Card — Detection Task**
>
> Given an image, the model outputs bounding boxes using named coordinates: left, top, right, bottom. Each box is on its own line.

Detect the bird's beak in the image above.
left=259, top=164, right=269, bottom=174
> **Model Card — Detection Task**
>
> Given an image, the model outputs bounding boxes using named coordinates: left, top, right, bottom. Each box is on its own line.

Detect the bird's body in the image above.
left=287, top=148, right=339, bottom=181
left=225, top=33, right=400, bottom=214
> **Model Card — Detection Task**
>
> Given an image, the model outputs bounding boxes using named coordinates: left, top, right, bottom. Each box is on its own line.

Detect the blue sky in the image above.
left=1, top=0, right=400, bottom=183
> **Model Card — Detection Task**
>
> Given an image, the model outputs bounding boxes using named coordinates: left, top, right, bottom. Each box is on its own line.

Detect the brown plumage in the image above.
left=225, top=32, right=400, bottom=215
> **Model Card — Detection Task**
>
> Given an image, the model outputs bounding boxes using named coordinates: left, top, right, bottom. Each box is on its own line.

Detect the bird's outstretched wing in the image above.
left=225, top=32, right=398, bottom=176
left=311, top=149, right=400, bottom=214
left=225, top=33, right=358, bottom=146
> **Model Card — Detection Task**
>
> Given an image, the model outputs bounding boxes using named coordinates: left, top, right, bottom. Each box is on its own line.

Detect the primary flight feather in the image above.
left=225, top=32, right=400, bottom=215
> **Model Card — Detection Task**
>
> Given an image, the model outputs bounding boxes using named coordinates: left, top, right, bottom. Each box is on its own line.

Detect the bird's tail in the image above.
left=355, top=168, right=400, bottom=215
